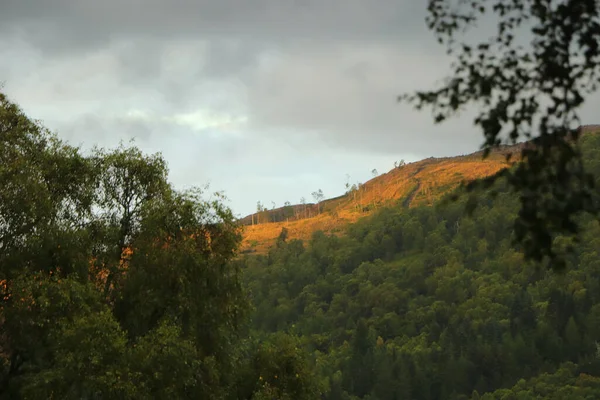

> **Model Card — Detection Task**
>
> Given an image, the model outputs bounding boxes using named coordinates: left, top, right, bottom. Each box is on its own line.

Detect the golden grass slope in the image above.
left=240, top=150, right=512, bottom=254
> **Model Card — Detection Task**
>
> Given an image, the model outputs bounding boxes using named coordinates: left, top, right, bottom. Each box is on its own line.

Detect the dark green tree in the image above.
left=343, top=319, right=376, bottom=397
left=0, top=91, right=250, bottom=398
left=401, top=0, right=600, bottom=269
left=236, top=333, right=322, bottom=400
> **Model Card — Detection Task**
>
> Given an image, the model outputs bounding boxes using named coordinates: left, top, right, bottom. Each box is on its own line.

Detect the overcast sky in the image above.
left=1, top=1, right=599, bottom=217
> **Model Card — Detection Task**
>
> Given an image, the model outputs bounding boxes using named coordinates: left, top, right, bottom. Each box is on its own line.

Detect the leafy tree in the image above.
left=343, top=319, right=376, bottom=397
left=345, top=174, right=352, bottom=194
left=277, top=227, right=289, bottom=247
left=400, top=0, right=600, bottom=268
left=0, top=91, right=309, bottom=399
left=237, top=333, right=323, bottom=400
left=371, top=169, right=380, bottom=209
left=283, top=201, right=294, bottom=221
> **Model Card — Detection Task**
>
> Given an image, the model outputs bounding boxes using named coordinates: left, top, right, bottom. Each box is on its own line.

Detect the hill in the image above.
left=240, top=125, right=600, bottom=254
left=240, top=144, right=515, bottom=253
left=237, top=129, right=600, bottom=400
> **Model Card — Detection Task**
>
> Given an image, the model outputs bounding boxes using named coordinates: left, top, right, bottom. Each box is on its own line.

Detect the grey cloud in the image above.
left=52, top=114, right=155, bottom=148
left=49, top=111, right=302, bottom=168
left=111, top=40, right=166, bottom=87
left=1, top=0, right=545, bottom=216
left=0, top=0, right=436, bottom=112
left=1, top=1, right=432, bottom=54
left=201, top=39, right=267, bottom=79
left=45, top=110, right=365, bottom=215
left=243, top=43, right=481, bottom=157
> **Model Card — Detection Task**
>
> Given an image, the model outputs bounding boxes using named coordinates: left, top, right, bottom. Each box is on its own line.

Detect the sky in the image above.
left=1, top=1, right=599, bottom=218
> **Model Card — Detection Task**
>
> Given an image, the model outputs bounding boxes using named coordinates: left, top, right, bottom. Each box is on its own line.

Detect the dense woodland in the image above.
left=239, top=131, right=600, bottom=399
left=4, top=93, right=600, bottom=398
left=0, top=92, right=320, bottom=399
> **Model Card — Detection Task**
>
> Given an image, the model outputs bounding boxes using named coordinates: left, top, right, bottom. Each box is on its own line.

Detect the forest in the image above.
left=4, top=0, right=600, bottom=396
left=239, top=130, right=600, bottom=399
left=4, top=96, right=600, bottom=399
left=0, top=92, right=321, bottom=399
left=4, top=87, right=600, bottom=399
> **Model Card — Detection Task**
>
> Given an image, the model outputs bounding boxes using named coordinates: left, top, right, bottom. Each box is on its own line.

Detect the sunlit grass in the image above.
left=241, top=151, right=512, bottom=254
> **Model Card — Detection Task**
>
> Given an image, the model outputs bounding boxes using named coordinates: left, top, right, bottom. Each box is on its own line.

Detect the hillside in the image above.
left=237, top=129, right=600, bottom=400
left=240, top=145, right=515, bottom=253
left=240, top=125, right=600, bottom=254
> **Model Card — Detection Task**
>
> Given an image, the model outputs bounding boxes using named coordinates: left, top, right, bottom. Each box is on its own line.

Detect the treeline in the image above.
left=238, top=132, right=600, bottom=399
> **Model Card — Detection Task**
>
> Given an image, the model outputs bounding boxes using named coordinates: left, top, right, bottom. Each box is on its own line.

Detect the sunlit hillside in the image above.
left=240, top=125, right=600, bottom=254
left=240, top=147, right=514, bottom=254
left=239, top=128, right=600, bottom=400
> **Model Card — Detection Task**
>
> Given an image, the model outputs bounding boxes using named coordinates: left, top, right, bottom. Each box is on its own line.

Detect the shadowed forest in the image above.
left=239, top=131, right=600, bottom=399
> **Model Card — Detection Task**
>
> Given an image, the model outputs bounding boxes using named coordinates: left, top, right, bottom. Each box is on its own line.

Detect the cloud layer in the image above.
left=2, top=1, right=598, bottom=216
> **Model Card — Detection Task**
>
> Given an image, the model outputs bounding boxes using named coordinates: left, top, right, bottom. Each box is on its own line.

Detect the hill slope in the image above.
left=240, top=125, right=600, bottom=254
left=240, top=145, right=514, bottom=253
left=238, top=129, right=600, bottom=400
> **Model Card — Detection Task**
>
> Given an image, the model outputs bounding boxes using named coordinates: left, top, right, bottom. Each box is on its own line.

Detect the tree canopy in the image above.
left=0, top=92, right=321, bottom=399
left=239, top=130, right=600, bottom=399
left=400, top=0, right=600, bottom=268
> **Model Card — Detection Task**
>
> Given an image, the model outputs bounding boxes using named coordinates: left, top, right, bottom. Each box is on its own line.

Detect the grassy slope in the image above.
left=240, top=125, right=600, bottom=254
left=240, top=149, right=513, bottom=254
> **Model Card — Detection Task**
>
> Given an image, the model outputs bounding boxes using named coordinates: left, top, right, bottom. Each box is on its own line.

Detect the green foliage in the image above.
left=400, top=0, right=600, bottom=267
left=0, top=91, right=316, bottom=399
left=127, top=322, right=219, bottom=399
left=22, top=309, right=133, bottom=399
left=481, top=362, right=600, bottom=399
left=240, top=132, right=600, bottom=399
left=241, top=333, right=323, bottom=400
